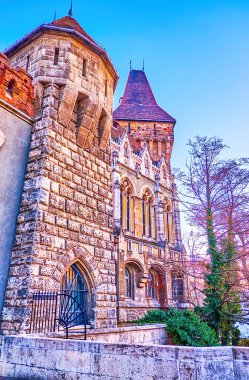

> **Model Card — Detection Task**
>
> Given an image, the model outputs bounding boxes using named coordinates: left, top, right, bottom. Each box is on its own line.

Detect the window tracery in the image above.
left=120, top=179, right=134, bottom=231
left=142, top=190, right=154, bottom=238
left=163, top=198, right=172, bottom=243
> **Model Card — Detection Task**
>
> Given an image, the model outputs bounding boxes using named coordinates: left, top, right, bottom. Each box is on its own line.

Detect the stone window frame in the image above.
left=163, top=198, right=172, bottom=243
left=147, top=270, right=159, bottom=300
left=142, top=189, right=155, bottom=238
left=147, top=265, right=165, bottom=304
left=124, top=261, right=143, bottom=301
left=171, top=271, right=184, bottom=304
left=125, top=267, right=133, bottom=299
left=120, top=178, right=134, bottom=232
left=82, top=58, right=87, bottom=77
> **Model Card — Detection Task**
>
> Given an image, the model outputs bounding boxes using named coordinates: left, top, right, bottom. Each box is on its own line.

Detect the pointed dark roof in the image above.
left=114, top=70, right=175, bottom=123
left=51, top=16, right=96, bottom=44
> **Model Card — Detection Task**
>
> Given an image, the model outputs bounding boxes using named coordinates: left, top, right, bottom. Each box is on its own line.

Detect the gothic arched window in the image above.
left=126, top=189, right=131, bottom=231
left=120, top=180, right=133, bottom=232
left=125, top=267, right=133, bottom=299
left=142, top=196, right=146, bottom=236
left=125, top=263, right=142, bottom=300
left=171, top=272, right=184, bottom=304
left=147, top=269, right=160, bottom=300
left=142, top=190, right=154, bottom=238
left=147, top=272, right=155, bottom=299
left=163, top=201, right=171, bottom=242
left=148, top=198, right=152, bottom=238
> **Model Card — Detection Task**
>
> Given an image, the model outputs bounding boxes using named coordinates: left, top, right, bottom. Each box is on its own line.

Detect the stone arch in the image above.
left=149, top=263, right=165, bottom=274
left=50, top=246, right=98, bottom=288
left=125, top=258, right=144, bottom=273
left=124, top=259, right=144, bottom=300
left=120, top=176, right=135, bottom=194
left=162, top=196, right=172, bottom=211
left=148, top=263, right=167, bottom=306
left=139, top=185, right=155, bottom=202
left=50, top=246, right=99, bottom=324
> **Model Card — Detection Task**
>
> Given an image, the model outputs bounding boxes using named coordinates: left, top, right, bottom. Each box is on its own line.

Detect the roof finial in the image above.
left=129, top=60, right=132, bottom=71
left=53, top=10, right=57, bottom=21
left=142, top=59, right=145, bottom=71
left=68, top=0, right=73, bottom=17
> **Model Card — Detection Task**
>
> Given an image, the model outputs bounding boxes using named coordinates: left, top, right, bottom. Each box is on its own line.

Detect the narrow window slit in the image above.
left=54, top=48, right=59, bottom=65
left=82, top=59, right=87, bottom=77
left=26, top=55, right=30, bottom=72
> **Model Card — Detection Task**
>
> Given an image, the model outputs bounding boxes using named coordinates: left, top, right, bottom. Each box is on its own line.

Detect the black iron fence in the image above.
left=30, top=290, right=88, bottom=339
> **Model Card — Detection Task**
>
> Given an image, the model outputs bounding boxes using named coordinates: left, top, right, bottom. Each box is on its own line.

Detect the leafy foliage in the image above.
left=138, top=308, right=219, bottom=347
left=176, top=136, right=248, bottom=344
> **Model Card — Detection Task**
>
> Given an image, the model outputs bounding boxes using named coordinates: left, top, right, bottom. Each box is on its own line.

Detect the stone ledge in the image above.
left=0, top=336, right=246, bottom=379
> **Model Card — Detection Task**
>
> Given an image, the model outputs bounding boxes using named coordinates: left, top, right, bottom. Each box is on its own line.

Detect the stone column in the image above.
left=158, top=139, right=162, bottom=158
left=113, top=180, right=121, bottom=237
left=112, top=152, right=121, bottom=237
left=172, top=184, right=183, bottom=252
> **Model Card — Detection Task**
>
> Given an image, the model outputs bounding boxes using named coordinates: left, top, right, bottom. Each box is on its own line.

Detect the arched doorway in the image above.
left=61, top=262, right=94, bottom=324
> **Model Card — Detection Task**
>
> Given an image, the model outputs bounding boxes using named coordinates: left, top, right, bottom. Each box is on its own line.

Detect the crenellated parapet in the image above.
left=0, top=53, right=34, bottom=117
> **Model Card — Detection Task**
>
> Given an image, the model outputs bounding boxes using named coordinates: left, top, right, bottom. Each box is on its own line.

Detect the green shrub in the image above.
left=137, top=309, right=168, bottom=324
left=238, top=338, right=249, bottom=347
left=137, top=308, right=219, bottom=347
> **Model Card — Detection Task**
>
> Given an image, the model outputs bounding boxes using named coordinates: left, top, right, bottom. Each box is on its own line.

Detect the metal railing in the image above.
left=30, top=290, right=88, bottom=339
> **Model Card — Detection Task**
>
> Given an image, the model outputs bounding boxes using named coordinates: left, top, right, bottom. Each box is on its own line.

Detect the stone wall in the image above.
left=86, top=323, right=166, bottom=345
left=0, top=335, right=249, bottom=379
left=0, top=53, right=34, bottom=317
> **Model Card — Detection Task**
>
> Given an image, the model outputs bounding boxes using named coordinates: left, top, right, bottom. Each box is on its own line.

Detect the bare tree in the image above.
left=176, top=136, right=249, bottom=343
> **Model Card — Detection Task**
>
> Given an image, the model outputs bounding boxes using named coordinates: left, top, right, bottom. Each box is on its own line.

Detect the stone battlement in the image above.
left=0, top=52, right=34, bottom=117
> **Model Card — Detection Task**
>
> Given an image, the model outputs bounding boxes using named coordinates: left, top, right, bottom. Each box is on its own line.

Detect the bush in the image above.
left=238, top=338, right=249, bottom=347
left=137, top=308, right=219, bottom=347
left=137, top=309, right=168, bottom=324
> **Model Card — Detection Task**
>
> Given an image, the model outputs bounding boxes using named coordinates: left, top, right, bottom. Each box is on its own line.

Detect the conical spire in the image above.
left=68, top=0, right=73, bottom=17
left=113, top=70, right=175, bottom=122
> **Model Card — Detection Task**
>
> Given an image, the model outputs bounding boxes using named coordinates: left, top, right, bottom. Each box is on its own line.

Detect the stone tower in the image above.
left=1, top=15, right=118, bottom=334
left=111, top=69, right=185, bottom=321
left=114, top=69, right=183, bottom=251
left=114, top=69, right=175, bottom=165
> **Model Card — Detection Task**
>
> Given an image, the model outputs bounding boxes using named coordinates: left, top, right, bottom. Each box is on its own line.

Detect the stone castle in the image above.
left=0, top=13, right=185, bottom=335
